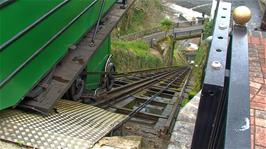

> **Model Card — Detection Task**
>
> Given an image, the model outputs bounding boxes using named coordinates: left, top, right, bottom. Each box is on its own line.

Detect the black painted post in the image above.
left=191, top=1, right=231, bottom=148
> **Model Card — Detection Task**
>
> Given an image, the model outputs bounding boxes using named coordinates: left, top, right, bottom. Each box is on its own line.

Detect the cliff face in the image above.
left=117, top=0, right=165, bottom=36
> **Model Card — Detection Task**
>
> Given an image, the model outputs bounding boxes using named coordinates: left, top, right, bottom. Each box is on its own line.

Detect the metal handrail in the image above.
left=191, top=1, right=250, bottom=149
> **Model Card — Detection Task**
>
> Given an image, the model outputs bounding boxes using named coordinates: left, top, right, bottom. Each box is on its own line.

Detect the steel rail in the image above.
left=163, top=68, right=192, bottom=134
left=111, top=67, right=186, bottom=93
left=84, top=66, right=181, bottom=77
left=93, top=68, right=184, bottom=106
left=114, top=66, right=183, bottom=78
left=112, top=67, right=190, bottom=130
left=104, top=68, right=188, bottom=108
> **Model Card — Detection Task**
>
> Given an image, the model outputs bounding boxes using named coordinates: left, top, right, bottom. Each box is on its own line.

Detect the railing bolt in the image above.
left=219, top=23, right=227, bottom=30
left=211, top=61, right=222, bottom=69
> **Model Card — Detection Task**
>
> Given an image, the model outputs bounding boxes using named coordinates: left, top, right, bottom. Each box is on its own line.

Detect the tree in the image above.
left=160, top=18, right=173, bottom=37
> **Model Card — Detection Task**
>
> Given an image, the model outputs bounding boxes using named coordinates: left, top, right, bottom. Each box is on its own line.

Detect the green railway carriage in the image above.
left=0, top=0, right=117, bottom=111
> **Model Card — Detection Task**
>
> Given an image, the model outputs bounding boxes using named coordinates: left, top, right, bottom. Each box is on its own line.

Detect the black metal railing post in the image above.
left=191, top=1, right=250, bottom=149
left=192, top=2, right=232, bottom=147
left=224, top=24, right=250, bottom=149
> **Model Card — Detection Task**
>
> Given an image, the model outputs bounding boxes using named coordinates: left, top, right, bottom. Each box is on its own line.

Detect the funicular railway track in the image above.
left=0, top=66, right=191, bottom=149
left=93, top=66, right=192, bottom=148
left=0, top=0, right=192, bottom=148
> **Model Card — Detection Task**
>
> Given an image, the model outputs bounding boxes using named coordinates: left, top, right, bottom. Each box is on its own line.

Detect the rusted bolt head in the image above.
left=233, top=6, right=252, bottom=25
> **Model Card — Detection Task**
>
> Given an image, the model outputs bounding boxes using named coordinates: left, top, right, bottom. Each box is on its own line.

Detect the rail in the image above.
left=191, top=1, right=250, bottom=149
left=113, top=67, right=191, bottom=133
left=114, top=66, right=181, bottom=77
left=94, top=66, right=192, bottom=138
left=92, top=66, right=188, bottom=106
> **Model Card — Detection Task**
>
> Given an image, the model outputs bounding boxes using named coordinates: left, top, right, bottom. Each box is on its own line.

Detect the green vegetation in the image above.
left=203, top=20, right=214, bottom=39
left=191, top=43, right=208, bottom=91
left=156, top=36, right=187, bottom=66
left=181, top=90, right=198, bottom=107
left=181, top=98, right=190, bottom=107
left=189, top=21, right=213, bottom=93
left=111, top=35, right=187, bottom=72
left=110, top=0, right=187, bottom=73
left=160, top=18, right=173, bottom=37
left=180, top=21, right=213, bottom=108
left=116, top=0, right=165, bottom=35
left=111, top=40, right=164, bottom=72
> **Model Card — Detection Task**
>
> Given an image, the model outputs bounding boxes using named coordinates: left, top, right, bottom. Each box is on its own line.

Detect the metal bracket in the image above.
left=90, top=0, right=106, bottom=46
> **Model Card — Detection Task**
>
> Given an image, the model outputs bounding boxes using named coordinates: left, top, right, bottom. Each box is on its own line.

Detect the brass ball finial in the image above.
left=233, top=6, right=252, bottom=25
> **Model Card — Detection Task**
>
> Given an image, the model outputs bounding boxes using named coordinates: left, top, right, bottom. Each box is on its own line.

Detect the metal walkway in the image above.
left=0, top=100, right=126, bottom=149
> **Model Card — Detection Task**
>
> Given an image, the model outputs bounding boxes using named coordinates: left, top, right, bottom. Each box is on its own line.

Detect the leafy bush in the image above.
left=203, top=20, right=214, bottom=39
left=160, top=18, right=173, bottom=36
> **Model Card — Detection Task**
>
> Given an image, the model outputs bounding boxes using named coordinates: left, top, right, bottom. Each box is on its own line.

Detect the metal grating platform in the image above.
left=0, top=100, right=126, bottom=149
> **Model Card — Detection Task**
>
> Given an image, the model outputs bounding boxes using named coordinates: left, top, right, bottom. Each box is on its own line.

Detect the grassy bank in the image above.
left=111, top=38, right=187, bottom=73
left=111, top=40, right=164, bottom=72
left=115, top=0, right=164, bottom=36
